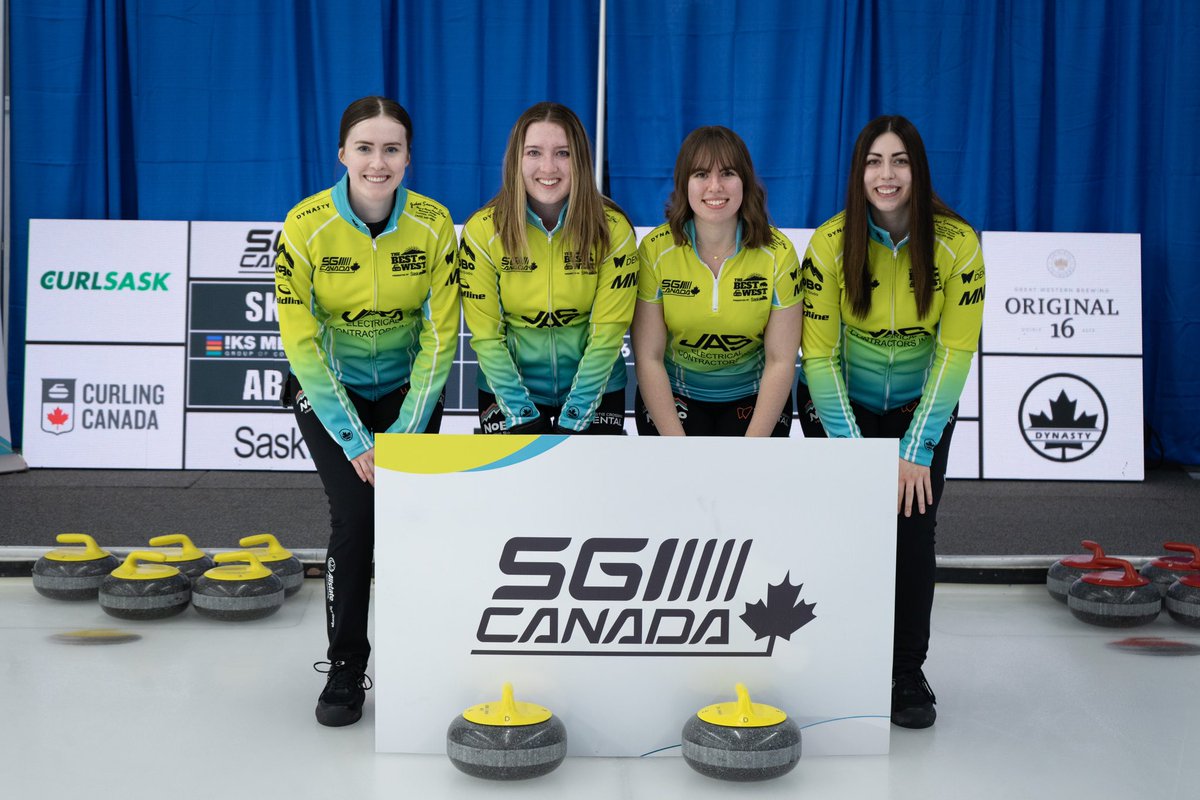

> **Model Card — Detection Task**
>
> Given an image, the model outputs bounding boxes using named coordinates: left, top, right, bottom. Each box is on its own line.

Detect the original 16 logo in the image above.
left=473, top=536, right=816, bottom=656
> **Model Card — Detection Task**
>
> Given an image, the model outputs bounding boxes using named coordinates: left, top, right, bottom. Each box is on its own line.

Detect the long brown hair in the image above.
left=665, top=126, right=772, bottom=250
left=842, top=115, right=966, bottom=319
left=488, top=102, right=613, bottom=261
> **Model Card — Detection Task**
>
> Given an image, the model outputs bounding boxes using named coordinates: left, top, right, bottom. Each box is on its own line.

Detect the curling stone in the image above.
left=1139, top=542, right=1200, bottom=598
left=1046, top=540, right=1108, bottom=604
left=239, top=534, right=303, bottom=597
left=681, top=683, right=801, bottom=782
left=446, top=682, right=567, bottom=780
left=1067, top=558, right=1161, bottom=628
left=147, top=533, right=215, bottom=581
left=1165, top=573, right=1200, bottom=628
left=192, top=551, right=285, bottom=621
left=32, top=533, right=120, bottom=600
left=99, top=552, right=191, bottom=620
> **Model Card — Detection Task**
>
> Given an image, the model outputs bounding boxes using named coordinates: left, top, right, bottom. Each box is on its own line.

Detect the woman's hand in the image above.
left=351, top=448, right=376, bottom=487
left=897, top=458, right=932, bottom=517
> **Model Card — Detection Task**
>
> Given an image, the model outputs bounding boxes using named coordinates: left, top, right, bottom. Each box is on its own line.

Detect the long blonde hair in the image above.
left=489, top=102, right=613, bottom=262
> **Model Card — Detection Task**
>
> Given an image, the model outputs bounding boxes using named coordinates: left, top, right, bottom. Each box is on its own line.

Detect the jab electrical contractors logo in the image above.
left=471, top=537, right=817, bottom=657
left=1018, top=373, right=1108, bottom=461
left=42, top=379, right=76, bottom=435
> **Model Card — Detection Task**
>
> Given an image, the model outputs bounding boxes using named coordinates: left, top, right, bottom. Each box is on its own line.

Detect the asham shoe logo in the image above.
left=472, top=536, right=817, bottom=656
left=1018, top=373, right=1108, bottom=462
left=42, top=379, right=76, bottom=435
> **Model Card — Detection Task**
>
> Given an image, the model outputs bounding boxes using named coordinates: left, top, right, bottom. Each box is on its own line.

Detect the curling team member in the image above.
left=632, top=126, right=802, bottom=436
left=459, top=102, right=638, bottom=434
left=798, top=115, right=985, bottom=728
left=275, top=96, right=459, bottom=727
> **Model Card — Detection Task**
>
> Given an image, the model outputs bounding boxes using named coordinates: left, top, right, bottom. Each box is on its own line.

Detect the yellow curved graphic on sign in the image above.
left=375, top=434, right=564, bottom=474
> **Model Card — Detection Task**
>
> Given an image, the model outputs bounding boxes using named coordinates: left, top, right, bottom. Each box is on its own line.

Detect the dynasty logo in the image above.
left=472, top=537, right=817, bottom=656
left=1018, top=373, right=1108, bottom=461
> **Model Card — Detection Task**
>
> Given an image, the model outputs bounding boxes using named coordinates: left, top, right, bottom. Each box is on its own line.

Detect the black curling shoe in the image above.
left=314, top=660, right=372, bottom=727
left=891, top=669, right=937, bottom=729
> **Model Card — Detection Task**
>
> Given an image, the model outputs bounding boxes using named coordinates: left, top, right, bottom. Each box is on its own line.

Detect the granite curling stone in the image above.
left=1139, top=542, right=1200, bottom=598
left=1067, top=558, right=1161, bottom=628
left=147, top=533, right=215, bottom=582
left=1046, top=539, right=1109, bottom=604
left=99, top=552, right=191, bottom=620
left=32, top=533, right=120, bottom=600
left=239, top=534, right=304, bottom=597
left=446, top=682, right=567, bottom=780
left=192, top=551, right=285, bottom=621
left=1165, top=573, right=1200, bottom=628
left=681, top=683, right=801, bottom=782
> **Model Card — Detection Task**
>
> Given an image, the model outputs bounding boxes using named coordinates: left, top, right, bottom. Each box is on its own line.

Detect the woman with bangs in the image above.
left=459, top=102, right=638, bottom=434
left=632, top=126, right=802, bottom=436
left=798, top=115, right=985, bottom=729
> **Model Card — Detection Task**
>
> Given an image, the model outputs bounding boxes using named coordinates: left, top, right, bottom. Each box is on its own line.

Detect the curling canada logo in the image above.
left=1018, top=373, right=1108, bottom=462
left=472, top=536, right=816, bottom=657
left=42, top=379, right=75, bottom=435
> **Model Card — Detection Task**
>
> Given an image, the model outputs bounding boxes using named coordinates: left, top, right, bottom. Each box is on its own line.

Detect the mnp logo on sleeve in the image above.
left=27, top=220, right=188, bottom=344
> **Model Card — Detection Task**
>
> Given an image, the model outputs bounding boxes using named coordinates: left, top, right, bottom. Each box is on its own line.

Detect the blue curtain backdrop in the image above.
left=7, top=0, right=1200, bottom=465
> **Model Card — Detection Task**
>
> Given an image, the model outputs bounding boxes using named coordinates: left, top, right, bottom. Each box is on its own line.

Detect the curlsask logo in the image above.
left=472, top=536, right=816, bottom=657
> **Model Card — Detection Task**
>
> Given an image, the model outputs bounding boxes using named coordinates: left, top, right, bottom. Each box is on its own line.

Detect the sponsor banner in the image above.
left=22, top=344, right=185, bottom=468
left=27, top=219, right=188, bottom=343
left=981, top=356, right=1143, bottom=480
left=184, top=411, right=314, bottom=470
left=189, top=221, right=282, bottom=280
left=188, top=281, right=288, bottom=409
left=947, top=420, right=981, bottom=479
left=981, top=232, right=1142, bottom=355
left=375, top=435, right=897, bottom=757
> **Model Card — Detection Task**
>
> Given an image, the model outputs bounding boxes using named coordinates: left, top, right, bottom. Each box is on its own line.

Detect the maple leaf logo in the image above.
left=739, top=573, right=817, bottom=655
left=1028, top=390, right=1098, bottom=454
left=46, top=407, right=70, bottom=428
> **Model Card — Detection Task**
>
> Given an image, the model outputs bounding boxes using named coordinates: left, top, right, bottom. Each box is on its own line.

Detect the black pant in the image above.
left=796, top=381, right=956, bottom=677
left=477, top=389, right=626, bottom=434
left=634, top=388, right=793, bottom=437
left=290, top=376, right=443, bottom=667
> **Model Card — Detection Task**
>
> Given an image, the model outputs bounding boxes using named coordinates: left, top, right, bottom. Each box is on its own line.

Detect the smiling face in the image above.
left=862, top=131, right=912, bottom=228
left=521, top=121, right=572, bottom=223
left=338, top=114, right=410, bottom=220
left=687, top=161, right=744, bottom=227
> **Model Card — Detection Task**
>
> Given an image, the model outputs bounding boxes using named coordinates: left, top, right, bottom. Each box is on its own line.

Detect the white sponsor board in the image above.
left=189, top=221, right=282, bottom=279
left=981, top=356, right=1144, bottom=480
left=23, top=344, right=185, bottom=468
left=375, top=435, right=897, bottom=757
left=982, top=232, right=1141, bottom=355
left=184, top=411, right=314, bottom=470
left=27, top=219, right=188, bottom=343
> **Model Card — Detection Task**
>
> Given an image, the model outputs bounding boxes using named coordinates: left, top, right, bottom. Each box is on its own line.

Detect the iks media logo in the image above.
left=42, top=379, right=75, bottom=435
left=472, top=537, right=817, bottom=657
left=1018, top=373, right=1108, bottom=461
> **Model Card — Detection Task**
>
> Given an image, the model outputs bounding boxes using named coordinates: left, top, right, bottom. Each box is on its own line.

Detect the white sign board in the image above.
left=27, top=219, right=188, bottom=343
left=22, top=344, right=184, bottom=468
left=375, top=435, right=897, bottom=757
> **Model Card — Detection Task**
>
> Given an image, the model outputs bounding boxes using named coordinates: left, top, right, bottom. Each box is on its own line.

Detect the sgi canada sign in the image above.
left=374, top=435, right=898, bottom=758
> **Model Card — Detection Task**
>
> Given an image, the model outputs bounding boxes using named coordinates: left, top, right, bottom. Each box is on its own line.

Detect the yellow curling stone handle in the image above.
left=111, top=551, right=182, bottom=581
left=46, top=533, right=112, bottom=562
left=696, top=683, right=788, bottom=728
left=462, top=682, right=553, bottom=727
left=148, top=533, right=207, bottom=562
left=239, top=533, right=292, bottom=562
left=203, top=551, right=275, bottom=582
